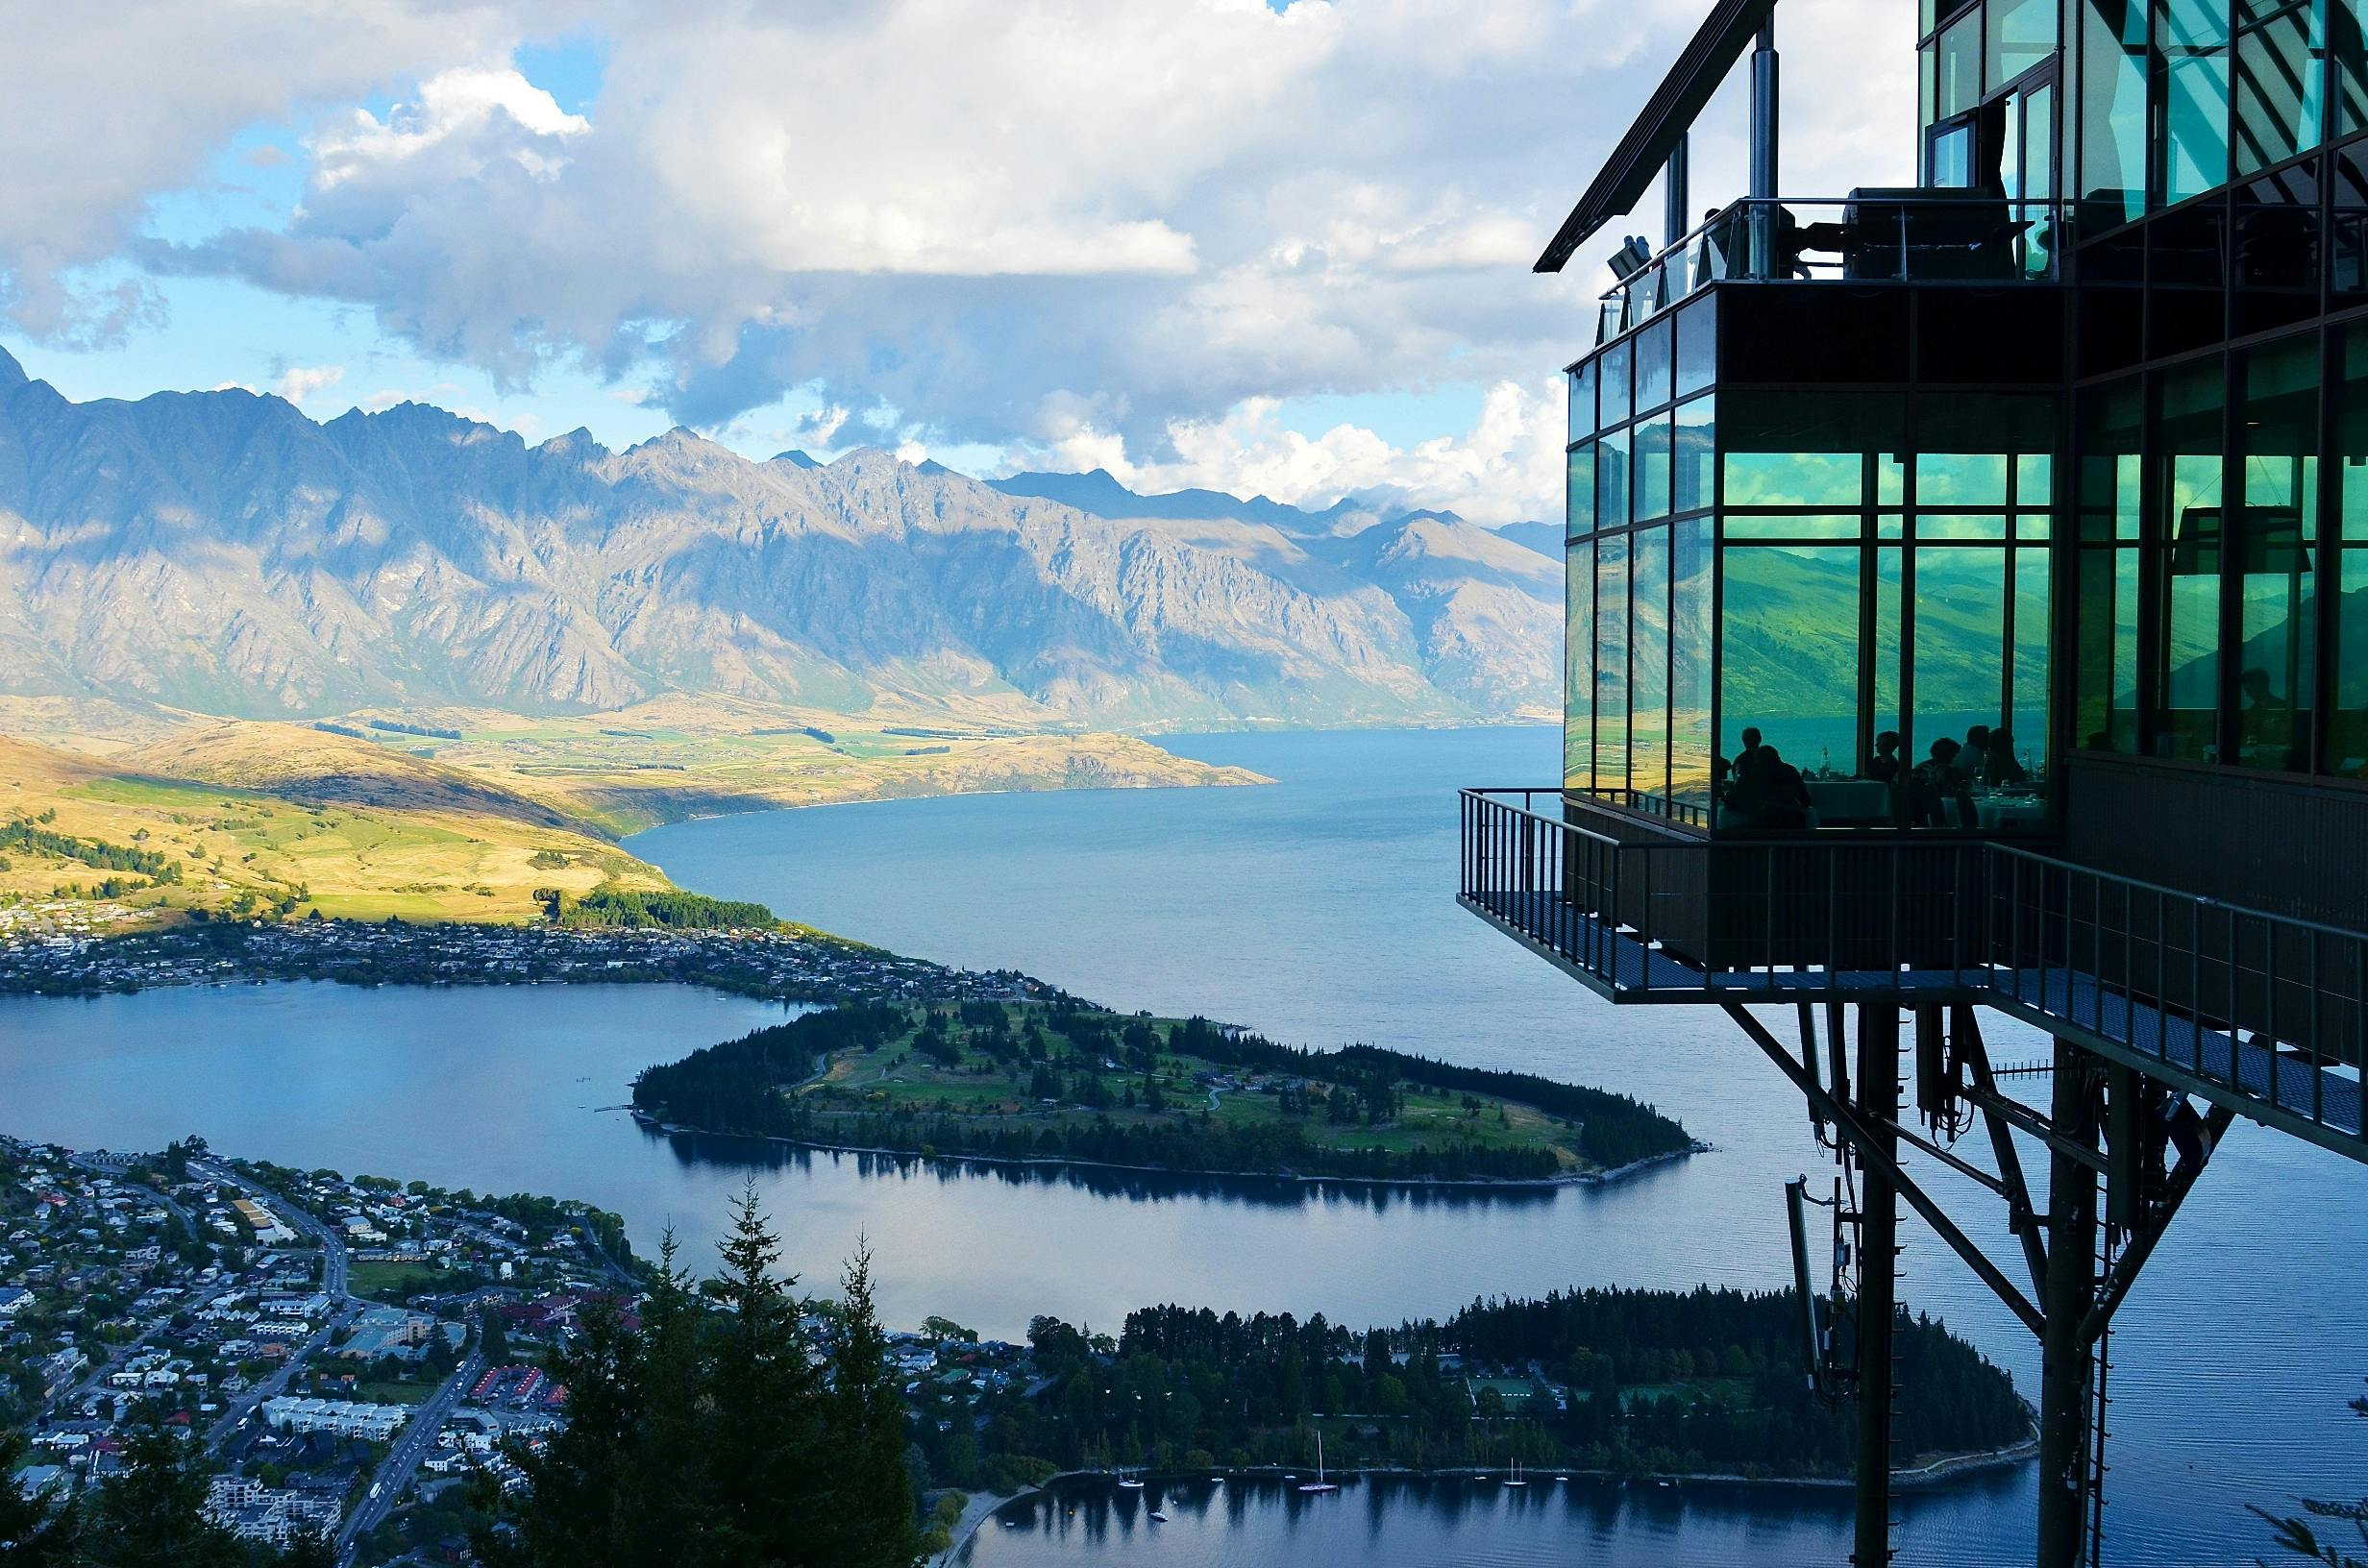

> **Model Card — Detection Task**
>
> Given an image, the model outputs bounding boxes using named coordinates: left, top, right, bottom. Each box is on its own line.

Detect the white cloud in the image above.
left=273, top=363, right=346, bottom=404
left=2, top=0, right=1915, bottom=509
left=0, top=0, right=577, bottom=341
left=1041, top=378, right=1567, bottom=526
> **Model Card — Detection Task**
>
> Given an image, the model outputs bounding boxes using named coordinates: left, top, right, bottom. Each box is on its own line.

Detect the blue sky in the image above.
left=0, top=1, right=1911, bottom=521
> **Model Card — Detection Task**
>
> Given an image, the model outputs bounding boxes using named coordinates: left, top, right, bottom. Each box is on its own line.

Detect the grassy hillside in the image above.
left=0, top=696, right=1266, bottom=934
left=0, top=731, right=664, bottom=927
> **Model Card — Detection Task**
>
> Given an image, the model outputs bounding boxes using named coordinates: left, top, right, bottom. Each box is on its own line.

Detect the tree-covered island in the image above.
left=630, top=1002, right=1697, bottom=1185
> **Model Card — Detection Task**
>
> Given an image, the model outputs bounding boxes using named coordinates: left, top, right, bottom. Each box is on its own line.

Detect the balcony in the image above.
left=1595, top=192, right=2065, bottom=345
left=1459, top=787, right=2368, bottom=1159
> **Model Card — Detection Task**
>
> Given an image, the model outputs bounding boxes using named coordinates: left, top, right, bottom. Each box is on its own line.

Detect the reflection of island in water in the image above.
left=957, top=1470, right=2032, bottom=1568
left=640, top=1124, right=1598, bottom=1214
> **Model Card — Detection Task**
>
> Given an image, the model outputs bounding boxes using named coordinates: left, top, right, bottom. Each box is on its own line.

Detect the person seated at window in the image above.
left=1909, top=737, right=1974, bottom=827
left=1960, top=724, right=1990, bottom=785
left=1983, top=725, right=2029, bottom=786
left=1735, top=745, right=1811, bottom=829
left=1864, top=730, right=1903, bottom=785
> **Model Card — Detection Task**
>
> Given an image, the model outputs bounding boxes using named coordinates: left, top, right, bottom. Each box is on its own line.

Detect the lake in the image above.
left=1, top=725, right=2360, bottom=1564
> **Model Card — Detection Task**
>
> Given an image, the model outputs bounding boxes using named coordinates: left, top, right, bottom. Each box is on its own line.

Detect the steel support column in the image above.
left=1854, top=1004, right=1899, bottom=1567
left=2037, top=1040, right=2101, bottom=1568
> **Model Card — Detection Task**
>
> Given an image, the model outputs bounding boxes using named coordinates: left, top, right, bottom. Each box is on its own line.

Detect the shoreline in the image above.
left=945, top=1434, right=2039, bottom=1559
left=634, top=1110, right=1709, bottom=1193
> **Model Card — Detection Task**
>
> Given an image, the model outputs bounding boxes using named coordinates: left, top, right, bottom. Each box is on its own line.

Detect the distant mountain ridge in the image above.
left=0, top=346, right=1559, bottom=726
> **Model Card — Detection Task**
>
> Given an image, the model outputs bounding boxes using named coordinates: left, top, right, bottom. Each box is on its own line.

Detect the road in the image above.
left=336, top=1346, right=483, bottom=1565
left=193, top=1157, right=351, bottom=1298
left=206, top=1301, right=362, bottom=1454
left=184, top=1158, right=360, bottom=1453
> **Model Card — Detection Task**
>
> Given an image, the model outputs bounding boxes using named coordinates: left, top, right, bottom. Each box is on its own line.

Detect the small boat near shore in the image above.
left=1296, top=1433, right=1340, bottom=1494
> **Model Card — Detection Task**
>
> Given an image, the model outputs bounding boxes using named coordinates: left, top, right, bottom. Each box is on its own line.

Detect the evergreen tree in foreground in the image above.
left=477, top=1187, right=922, bottom=1568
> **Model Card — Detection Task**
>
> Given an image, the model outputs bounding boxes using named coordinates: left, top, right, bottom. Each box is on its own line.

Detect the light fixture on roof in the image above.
left=1605, top=235, right=1655, bottom=282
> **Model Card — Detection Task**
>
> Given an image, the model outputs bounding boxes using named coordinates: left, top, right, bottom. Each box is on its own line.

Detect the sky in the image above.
left=0, top=0, right=1912, bottom=525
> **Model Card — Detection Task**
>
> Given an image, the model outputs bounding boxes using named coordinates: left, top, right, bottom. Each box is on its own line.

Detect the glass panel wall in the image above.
left=2158, top=0, right=2232, bottom=205
left=2235, top=335, right=2318, bottom=770
left=1596, top=534, right=1631, bottom=792
left=2082, top=0, right=2152, bottom=221
left=2332, top=323, right=2368, bottom=773
left=1672, top=518, right=1715, bottom=809
left=1566, top=539, right=1594, bottom=792
left=2152, top=358, right=2227, bottom=759
left=2076, top=380, right=2145, bottom=748
left=1631, top=527, right=1672, bottom=802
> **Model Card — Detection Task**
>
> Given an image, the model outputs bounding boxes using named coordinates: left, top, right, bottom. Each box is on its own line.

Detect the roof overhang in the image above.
left=1534, top=0, right=1779, bottom=274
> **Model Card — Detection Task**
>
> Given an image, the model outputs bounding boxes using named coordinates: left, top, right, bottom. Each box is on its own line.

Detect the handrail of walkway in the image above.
left=1458, top=788, right=2368, bottom=1152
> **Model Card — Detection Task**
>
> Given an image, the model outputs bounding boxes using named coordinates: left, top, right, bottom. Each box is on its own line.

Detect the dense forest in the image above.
left=470, top=1194, right=922, bottom=1568
left=629, top=1006, right=1693, bottom=1183
left=912, top=1286, right=2029, bottom=1493
left=540, top=886, right=779, bottom=930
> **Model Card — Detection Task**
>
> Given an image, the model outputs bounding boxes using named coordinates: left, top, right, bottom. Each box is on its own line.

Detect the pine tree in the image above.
left=0, top=1425, right=75, bottom=1564
left=475, top=1290, right=653, bottom=1567
left=705, top=1182, right=826, bottom=1565
left=818, top=1239, right=924, bottom=1568
left=77, top=1416, right=241, bottom=1568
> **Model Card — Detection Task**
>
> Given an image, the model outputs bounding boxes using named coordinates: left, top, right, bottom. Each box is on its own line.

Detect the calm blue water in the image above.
left=0, top=726, right=2359, bottom=1564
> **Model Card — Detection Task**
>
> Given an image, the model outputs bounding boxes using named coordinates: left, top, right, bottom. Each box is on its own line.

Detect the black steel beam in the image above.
left=2035, top=1043, right=2101, bottom=1568
left=1853, top=1005, right=1899, bottom=1568
left=1534, top=0, right=1782, bottom=271
left=1958, top=1010, right=2051, bottom=1297
left=1723, top=1003, right=2047, bottom=1338
left=2079, top=1103, right=2239, bottom=1346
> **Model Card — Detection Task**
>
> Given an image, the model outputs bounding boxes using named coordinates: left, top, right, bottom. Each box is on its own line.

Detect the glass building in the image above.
left=1468, top=5, right=2368, bottom=1564
left=1555, top=0, right=2368, bottom=919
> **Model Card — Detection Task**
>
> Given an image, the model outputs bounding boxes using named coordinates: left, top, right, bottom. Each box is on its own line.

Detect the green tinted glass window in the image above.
left=1631, top=526, right=1672, bottom=802
left=1598, top=425, right=1631, bottom=531
left=1940, top=11, right=1983, bottom=113
left=1989, top=0, right=2060, bottom=86
left=1566, top=539, right=1594, bottom=791
left=2082, top=0, right=2151, bottom=221
left=1718, top=545, right=1864, bottom=795
left=1671, top=518, right=1715, bottom=805
left=1595, top=534, right=1631, bottom=789
left=1566, top=443, right=1596, bottom=539
left=1674, top=296, right=1717, bottom=397
left=1674, top=395, right=1716, bottom=513
left=1569, top=361, right=1597, bottom=442
left=2159, top=0, right=2234, bottom=204
left=1635, top=413, right=1673, bottom=522
left=1917, top=452, right=2011, bottom=505
left=1601, top=340, right=1634, bottom=428
left=2235, top=6, right=2325, bottom=174
left=1636, top=316, right=1674, bottom=411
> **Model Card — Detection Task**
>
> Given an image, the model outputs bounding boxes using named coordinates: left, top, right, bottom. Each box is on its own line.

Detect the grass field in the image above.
left=794, top=1005, right=1593, bottom=1171
left=347, top=1376, right=438, bottom=1406
left=0, top=694, right=1263, bottom=932
left=346, top=1259, right=456, bottom=1301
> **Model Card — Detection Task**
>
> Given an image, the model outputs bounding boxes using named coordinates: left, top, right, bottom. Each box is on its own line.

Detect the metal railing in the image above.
left=1459, top=788, right=2368, bottom=1146
left=1597, top=193, right=2065, bottom=342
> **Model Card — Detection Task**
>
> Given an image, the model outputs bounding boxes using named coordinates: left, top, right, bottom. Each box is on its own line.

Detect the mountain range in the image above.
left=0, top=346, right=1559, bottom=728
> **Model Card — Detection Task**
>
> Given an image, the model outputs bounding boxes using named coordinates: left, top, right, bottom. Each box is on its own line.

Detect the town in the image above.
left=0, top=1133, right=1057, bottom=1563
left=0, top=916, right=1060, bottom=1011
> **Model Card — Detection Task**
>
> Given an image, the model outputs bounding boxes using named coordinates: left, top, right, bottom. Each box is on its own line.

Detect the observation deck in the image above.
left=1460, top=787, right=2368, bottom=1164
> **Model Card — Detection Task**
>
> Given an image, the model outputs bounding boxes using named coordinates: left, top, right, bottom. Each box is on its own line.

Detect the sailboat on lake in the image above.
left=1295, top=1431, right=1340, bottom=1494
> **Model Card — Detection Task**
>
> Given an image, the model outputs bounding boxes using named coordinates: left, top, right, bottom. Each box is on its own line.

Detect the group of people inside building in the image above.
left=1715, top=723, right=2031, bottom=830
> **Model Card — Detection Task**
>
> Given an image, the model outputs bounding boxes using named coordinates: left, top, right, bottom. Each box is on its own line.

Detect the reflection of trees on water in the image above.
left=638, top=1124, right=1566, bottom=1213
left=959, top=1471, right=2030, bottom=1562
